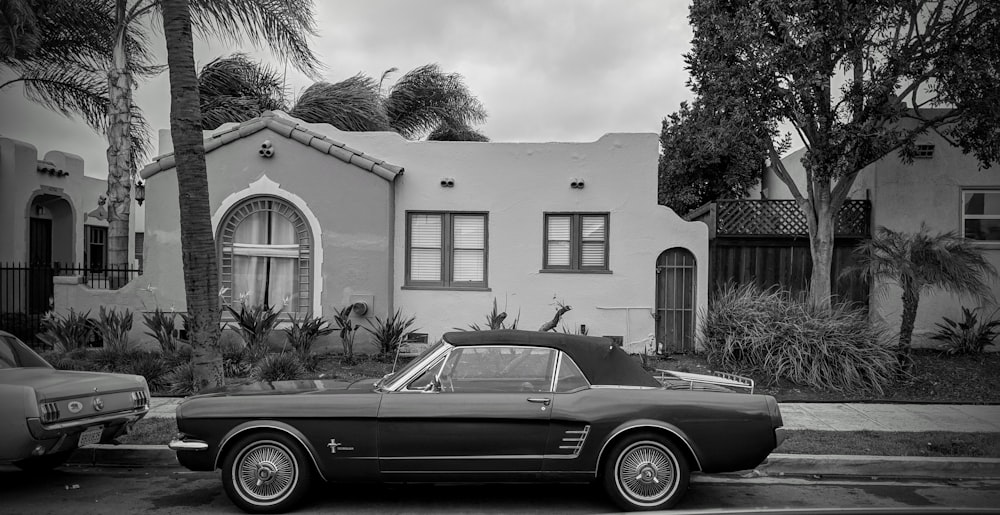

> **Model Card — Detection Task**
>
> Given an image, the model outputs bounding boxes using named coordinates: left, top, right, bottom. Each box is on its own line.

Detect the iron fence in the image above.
left=0, top=262, right=142, bottom=342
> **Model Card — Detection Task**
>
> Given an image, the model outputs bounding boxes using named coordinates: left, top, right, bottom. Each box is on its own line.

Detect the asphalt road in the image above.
left=1, top=465, right=998, bottom=514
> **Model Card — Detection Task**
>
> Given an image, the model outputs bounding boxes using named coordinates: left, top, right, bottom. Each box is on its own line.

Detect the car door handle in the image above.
left=526, top=397, right=551, bottom=405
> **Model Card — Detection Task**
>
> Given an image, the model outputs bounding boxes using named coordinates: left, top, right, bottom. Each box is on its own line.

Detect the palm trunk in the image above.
left=105, top=0, right=133, bottom=273
left=161, top=0, right=222, bottom=391
left=897, top=285, right=919, bottom=371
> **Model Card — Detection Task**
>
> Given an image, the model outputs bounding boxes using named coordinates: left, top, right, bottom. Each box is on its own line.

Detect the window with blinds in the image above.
left=543, top=213, right=609, bottom=271
left=406, top=212, right=488, bottom=288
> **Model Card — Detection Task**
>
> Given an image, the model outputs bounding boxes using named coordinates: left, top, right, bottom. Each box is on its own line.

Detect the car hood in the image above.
left=0, top=368, right=146, bottom=400
left=194, top=377, right=378, bottom=398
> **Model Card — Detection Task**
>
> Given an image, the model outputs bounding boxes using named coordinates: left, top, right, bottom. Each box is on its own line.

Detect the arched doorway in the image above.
left=26, top=192, right=74, bottom=313
left=655, top=248, right=696, bottom=353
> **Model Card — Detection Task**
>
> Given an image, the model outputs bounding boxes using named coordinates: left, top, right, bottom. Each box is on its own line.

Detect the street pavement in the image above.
left=147, top=397, right=1000, bottom=432
left=1, top=465, right=998, bottom=514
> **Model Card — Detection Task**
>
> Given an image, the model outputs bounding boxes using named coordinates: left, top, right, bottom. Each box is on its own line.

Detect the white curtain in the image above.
left=232, top=210, right=299, bottom=311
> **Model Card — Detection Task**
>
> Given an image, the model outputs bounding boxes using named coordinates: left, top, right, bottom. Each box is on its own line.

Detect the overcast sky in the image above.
left=0, top=0, right=695, bottom=179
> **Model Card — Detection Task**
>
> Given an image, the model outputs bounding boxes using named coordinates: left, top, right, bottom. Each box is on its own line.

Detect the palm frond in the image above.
left=427, top=121, right=490, bottom=142
left=198, top=52, right=287, bottom=129
left=289, top=74, right=391, bottom=131
left=11, top=62, right=109, bottom=130
left=383, top=64, right=487, bottom=139
left=186, top=0, right=320, bottom=77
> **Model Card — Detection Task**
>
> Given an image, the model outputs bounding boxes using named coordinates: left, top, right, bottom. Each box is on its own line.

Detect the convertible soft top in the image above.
left=442, top=330, right=661, bottom=388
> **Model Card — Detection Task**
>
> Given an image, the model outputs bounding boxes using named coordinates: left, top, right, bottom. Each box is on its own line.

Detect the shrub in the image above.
left=220, top=337, right=252, bottom=378
left=284, top=313, right=335, bottom=356
left=253, top=352, right=303, bottom=382
left=163, top=362, right=198, bottom=395
left=363, top=309, right=417, bottom=359
left=931, top=307, right=1000, bottom=355
left=227, top=303, right=280, bottom=362
left=332, top=306, right=360, bottom=363
left=37, top=309, right=94, bottom=354
left=92, top=306, right=134, bottom=354
left=164, top=345, right=194, bottom=369
left=91, top=347, right=141, bottom=372
left=123, top=351, right=167, bottom=391
left=702, top=283, right=896, bottom=394
left=458, top=298, right=519, bottom=331
left=143, top=308, right=179, bottom=354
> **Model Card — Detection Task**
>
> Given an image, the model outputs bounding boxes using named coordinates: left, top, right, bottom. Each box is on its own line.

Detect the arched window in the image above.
left=218, top=196, right=312, bottom=314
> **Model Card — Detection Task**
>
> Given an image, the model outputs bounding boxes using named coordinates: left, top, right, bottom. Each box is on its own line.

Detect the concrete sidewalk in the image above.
left=146, top=397, right=1000, bottom=432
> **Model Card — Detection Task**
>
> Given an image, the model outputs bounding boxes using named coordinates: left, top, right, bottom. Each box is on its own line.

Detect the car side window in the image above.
left=406, top=356, right=446, bottom=391
left=0, top=337, right=18, bottom=369
left=554, top=353, right=590, bottom=393
left=438, top=346, right=556, bottom=393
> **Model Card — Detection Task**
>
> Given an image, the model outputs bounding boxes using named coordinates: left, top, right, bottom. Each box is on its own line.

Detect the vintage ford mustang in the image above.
left=170, top=330, right=786, bottom=513
left=0, top=330, right=150, bottom=470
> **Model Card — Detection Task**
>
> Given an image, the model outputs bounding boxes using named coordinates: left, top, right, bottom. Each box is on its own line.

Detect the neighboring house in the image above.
left=0, top=136, right=143, bottom=339
left=52, top=111, right=708, bottom=353
left=756, top=124, right=1000, bottom=346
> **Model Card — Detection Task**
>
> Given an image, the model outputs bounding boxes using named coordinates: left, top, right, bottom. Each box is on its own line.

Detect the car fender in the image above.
left=213, top=419, right=327, bottom=482
left=0, top=384, right=35, bottom=461
left=595, top=419, right=704, bottom=474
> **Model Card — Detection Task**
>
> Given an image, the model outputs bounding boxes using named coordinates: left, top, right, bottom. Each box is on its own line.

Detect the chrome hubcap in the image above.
left=236, top=442, right=297, bottom=502
left=617, top=442, right=676, bottom=503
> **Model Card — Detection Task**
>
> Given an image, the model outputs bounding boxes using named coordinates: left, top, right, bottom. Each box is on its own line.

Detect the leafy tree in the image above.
left=2, top=0, right=319, bottom=270
left=851, top=225, right=997, bottom=367
left=658, top=98, right=771, bottom=216
left=686, top=0, right=1000, bottom=308
left=198, top=59, right=489, bottom=140
left=198, top=53, right=287, bottom=130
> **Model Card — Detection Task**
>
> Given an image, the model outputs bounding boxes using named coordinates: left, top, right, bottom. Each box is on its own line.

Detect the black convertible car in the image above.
left=170, top=330, right=786, bottom=513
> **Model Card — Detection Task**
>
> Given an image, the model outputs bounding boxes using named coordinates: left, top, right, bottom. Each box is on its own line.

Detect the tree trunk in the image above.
left=897, top=285, right=919, bottom=371
left=808, top=199, right=835, bottom=310
left=105, top=0, right=133, bottom=272
left=161, top=0, right=222, bottom=391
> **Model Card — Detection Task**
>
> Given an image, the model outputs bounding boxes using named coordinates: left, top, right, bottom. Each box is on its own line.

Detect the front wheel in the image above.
left=602, top=433, right=690, bottom=511
left=221, top=432, right=313, bottom=514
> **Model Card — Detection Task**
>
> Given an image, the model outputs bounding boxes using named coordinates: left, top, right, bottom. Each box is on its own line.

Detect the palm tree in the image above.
left=852, top=225, right=997, bottom=368
left=198, top=53, right=287, bottom=130
left=3, top=0, right=319, bottom=269
left=197, top=56, right=489, bottom=140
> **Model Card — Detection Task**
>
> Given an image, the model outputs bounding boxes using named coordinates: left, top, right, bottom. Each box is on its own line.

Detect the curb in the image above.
left=66, top=446, right=1000, bottom=480
left=758, top=453, right=1000, bottom=480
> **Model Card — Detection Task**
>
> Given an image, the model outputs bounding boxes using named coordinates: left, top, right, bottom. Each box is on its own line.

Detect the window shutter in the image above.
left=580, top=216, right=606, bottom=267
left=547, top=216, right=571, bottom=266
left=452, top=215, right=484, bottom=282
left=410, top=214, right=442, bottom=281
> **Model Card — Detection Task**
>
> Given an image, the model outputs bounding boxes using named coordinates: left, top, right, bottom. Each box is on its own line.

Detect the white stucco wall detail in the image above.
left=213, top=174, right=325, bottom=316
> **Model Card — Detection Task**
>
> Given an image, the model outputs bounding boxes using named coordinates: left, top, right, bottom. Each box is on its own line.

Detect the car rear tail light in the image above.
left=131, top=390, right=149, bottom=409
left=40, top=402, right=60, bottom=423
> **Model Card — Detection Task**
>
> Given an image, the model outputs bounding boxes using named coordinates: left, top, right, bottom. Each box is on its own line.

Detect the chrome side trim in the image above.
left=384, top=343, right=451, bottom=392
left=379, top=454, right=585, bottom=460
left=589, top=385, right=660, bottom=390
left=169, top=439, right=208, bottom=451
left=39, top=407, right=148, bottom=430
left=595, top=423, right=702, bottom=476
left=213, top=423, right=328, bottom=482
left=550, top=352, right=562, bottom=393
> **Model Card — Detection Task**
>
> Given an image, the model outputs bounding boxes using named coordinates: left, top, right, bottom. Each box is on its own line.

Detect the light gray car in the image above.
left=0, top=330, right=150, bottom=471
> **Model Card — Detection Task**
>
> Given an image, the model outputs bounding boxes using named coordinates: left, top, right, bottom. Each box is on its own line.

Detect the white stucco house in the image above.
left=50, top=112, right=707, bottom=354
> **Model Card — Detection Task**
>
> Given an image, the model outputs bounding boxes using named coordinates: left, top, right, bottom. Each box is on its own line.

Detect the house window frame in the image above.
left=84, top=225, right=108, bottom=271
left=404, top=211, right=489, bottom=290
left=217, top=195, right=313, bottom=316
left=961, top=188, right=1000, bottom=243
left=541, top=212, right=611, bottom=273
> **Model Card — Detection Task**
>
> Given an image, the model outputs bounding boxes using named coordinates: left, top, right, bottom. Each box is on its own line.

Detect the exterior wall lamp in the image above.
left=134, top=180, right=146, bottom=206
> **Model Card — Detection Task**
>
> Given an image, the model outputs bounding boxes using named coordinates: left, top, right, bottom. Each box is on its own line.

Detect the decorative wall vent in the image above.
left=914, top=144, right=935, bottom=159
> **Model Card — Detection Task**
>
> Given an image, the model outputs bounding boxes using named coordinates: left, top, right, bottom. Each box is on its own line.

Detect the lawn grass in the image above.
left=777, top=430, right=1000, bottom=457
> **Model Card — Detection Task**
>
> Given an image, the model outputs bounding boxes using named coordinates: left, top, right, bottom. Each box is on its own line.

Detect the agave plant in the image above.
left=931, top=307, right=1000, bottom=355
left=363, top=309, right=417, bottom=358
left=332, top=306, right=361, bottom=363
left=142, top=307, right=178, bottom=354
left=37, top=309, right=94, bottom=354
left=284, top=313, right=335, bottom=357
left=91, top=306, right=134, bottom=354
left=226, top=303, right=281, bottom=363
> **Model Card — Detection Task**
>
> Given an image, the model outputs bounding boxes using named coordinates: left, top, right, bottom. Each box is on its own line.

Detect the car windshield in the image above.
left=375, top=339, right=445, bottom=389
left=0, top=335, right=51, bottom=369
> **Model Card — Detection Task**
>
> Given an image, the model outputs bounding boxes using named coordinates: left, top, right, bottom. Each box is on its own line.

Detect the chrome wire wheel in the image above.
left=232, top=440, right=299, bottom=506
left=614, top=440, right=679, bottom=507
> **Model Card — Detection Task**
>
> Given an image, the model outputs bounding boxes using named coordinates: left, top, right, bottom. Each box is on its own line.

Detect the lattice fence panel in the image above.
left=716, top=200, right=870, bottom=237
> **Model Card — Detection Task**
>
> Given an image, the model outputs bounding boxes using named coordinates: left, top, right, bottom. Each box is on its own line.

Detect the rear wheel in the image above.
left=602, top=432, right=690, bottom=511
left=221, top=431, right=313, bottom=514
left=13, top=450, right=73, bottom=472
